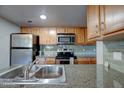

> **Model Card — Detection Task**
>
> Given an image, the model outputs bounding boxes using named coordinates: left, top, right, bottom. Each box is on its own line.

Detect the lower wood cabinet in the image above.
left=45, top=57, right=56, bottom=64
left=89, top=58, right=96, bottom=64
left=41, top=57, right=96, bottom=64
left=77, top=57, right=96, bottom=64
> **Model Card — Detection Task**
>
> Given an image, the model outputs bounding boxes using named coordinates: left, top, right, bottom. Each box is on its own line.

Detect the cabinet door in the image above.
left=21, top=27, right=32, bottom=34
left=102, top=5, right=124, bottom=35
left=84, top=28, right=96, bottom=45
left=77, top=57, right=96, bottom=64
left=57, top=27, right=76, bottom=33
left=30, top=27, right=40, bottom=35
left=89, top=58, right=96, bottom=64
left=87, top=5, right=100, bottom=39
left=47, top=27, right=57, bottom=44
left=39, top=27, right=57, bottom=45
left=21, top=27, right=39, bottom=34
left=56, top=27, right=66, bottom=33
left=77, top=58, right=90, bottom=64
left=46, top=58, right=55, bottom=64
left=75, top=28, right=85, bottom=44
left=65, top=27, right=76, bottom=33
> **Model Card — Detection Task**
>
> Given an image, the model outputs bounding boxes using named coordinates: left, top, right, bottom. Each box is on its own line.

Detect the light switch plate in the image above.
left=113, top=52, right=122, bottom=61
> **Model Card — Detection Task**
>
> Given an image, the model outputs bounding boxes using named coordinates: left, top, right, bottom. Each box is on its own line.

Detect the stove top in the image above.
left=56, top=52, right=77, bottom=59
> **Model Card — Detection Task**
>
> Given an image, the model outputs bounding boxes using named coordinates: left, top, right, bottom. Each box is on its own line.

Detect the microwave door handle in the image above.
left=71, top=37, right=75, bottom=42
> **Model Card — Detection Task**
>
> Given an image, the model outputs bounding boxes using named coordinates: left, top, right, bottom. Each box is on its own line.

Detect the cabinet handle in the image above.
left=95, top=25, right=99, bottom=34
left=101, top=22, right=104, bottom=24
left=96, top=31, right=98, bottom=34
left=101, top=22, right=104, bottom=31
left=96, top=25, right=98, bottom=28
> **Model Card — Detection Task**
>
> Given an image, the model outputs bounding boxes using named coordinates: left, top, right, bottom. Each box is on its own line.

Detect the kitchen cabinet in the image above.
left=21, top=27, right=92, bottom=45
left=89, top=58, right=96, bottom=64
left=45, top=57, right=96, bottom=64
left=56, top=27, right=86, bottom=45
left=77, top=57, right=96, bottom=64
left=75, top=28, right=85, bottom=45
left=39, top=27, right=57, bottom=45
left=21, top=27, right=40, bottom=35
left=100, top=5, right=124, bottom=35
left=84, top=28, right=96, bottom=45
left=65, top=27, right=76, bottom=33
left=21, top=27, right=31, bottom=33
left=45, top=57, right=56, bottom=64
left=77, top=58, right=90, bottom=64
left=21, top=27, right=57, bottom=45
left=56, top=27, right=66, bottom=33
left=87, top=5, right=124, bottom=41
left=56, top=27, right=75, bottom=33
left=87, top=5, right=100, bottom=39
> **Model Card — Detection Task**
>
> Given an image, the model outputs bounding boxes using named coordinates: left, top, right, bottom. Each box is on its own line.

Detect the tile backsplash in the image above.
left=103, top=40, right=124, bottom=73
left=39, top=45, right=96, bottom=57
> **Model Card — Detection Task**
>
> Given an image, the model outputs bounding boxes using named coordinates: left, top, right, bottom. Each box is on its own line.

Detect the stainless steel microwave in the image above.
left=57, top=33, right=75, bottom=45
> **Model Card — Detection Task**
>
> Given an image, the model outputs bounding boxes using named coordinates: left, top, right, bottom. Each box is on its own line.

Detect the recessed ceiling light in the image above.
left=40, top=15, right=47, bottom=20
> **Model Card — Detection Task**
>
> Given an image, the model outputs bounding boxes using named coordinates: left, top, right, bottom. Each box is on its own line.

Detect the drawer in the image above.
left=77, top=58, right=91, bottom=62
left=46, top=58, right=55, bottom=61
left=77, top=57, right=96, bottom=64
left=77, top=61, right=89, bottom=64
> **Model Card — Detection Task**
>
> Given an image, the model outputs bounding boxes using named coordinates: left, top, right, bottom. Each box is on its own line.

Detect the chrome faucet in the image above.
left=24, top=57, right=39, bottom=79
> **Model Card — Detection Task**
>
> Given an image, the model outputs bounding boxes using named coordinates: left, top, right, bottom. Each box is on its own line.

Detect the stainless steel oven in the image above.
left=57, top=33, right=75, bottom=45
left=55, top=48, right=77, bottom=64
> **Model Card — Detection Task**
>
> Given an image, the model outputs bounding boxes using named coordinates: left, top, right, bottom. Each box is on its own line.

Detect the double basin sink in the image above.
left=0, top=65, right=66, bottom=84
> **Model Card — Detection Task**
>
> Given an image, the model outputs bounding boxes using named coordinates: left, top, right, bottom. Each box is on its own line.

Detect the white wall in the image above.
left=0, top=17, right=20, bottom=69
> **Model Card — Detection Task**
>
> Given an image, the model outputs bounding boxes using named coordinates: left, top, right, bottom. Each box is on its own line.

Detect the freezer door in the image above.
left=11, top=34, right=33, bottom=48
left=11, top=49, right=33, bottom=65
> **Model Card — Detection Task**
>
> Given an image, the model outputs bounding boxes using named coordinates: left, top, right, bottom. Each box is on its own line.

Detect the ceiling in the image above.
left=0, top=5, right=87, bottom=27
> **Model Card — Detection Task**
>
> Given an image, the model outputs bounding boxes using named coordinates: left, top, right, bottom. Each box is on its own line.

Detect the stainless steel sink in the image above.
left=0, top=65, right=39, bottom=79
left=0, top=65, right=66, bottom=84
left=34, top=66, right=63, bottom=79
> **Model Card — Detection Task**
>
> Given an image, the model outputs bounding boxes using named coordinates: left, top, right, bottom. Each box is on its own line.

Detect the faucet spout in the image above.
left=24, top=57, right=39, bottom=79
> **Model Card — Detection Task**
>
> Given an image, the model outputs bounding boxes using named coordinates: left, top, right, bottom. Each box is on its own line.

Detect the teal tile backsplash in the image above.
left=39, top=45, right=96, bottom=57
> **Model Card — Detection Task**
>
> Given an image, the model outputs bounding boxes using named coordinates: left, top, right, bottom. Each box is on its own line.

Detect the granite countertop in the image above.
left=0, top=65, right=124, bottom=88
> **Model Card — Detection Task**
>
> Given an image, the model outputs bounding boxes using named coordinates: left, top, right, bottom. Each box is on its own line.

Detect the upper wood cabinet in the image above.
left=21, top=27, right=91, bottom=45
left=84, top=28, right=96, bottom=45
left=40, top=27, right=57, bottom=45
left=56, top=27, right=66, bottom=33
left=87, top=5, right=100, bottom=39
left=101, top=5, right=124, bottom=35
left=56, top=27, right=75, bottom=33
left=56, top=27, right=86, bottom=45
left=65, top=27, right=76, bottom=33
left=87, top=5, right=124, bottom=41
left=21, top=27, right=57, bottom=45
left=75, top=28, right=85, bottom=44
